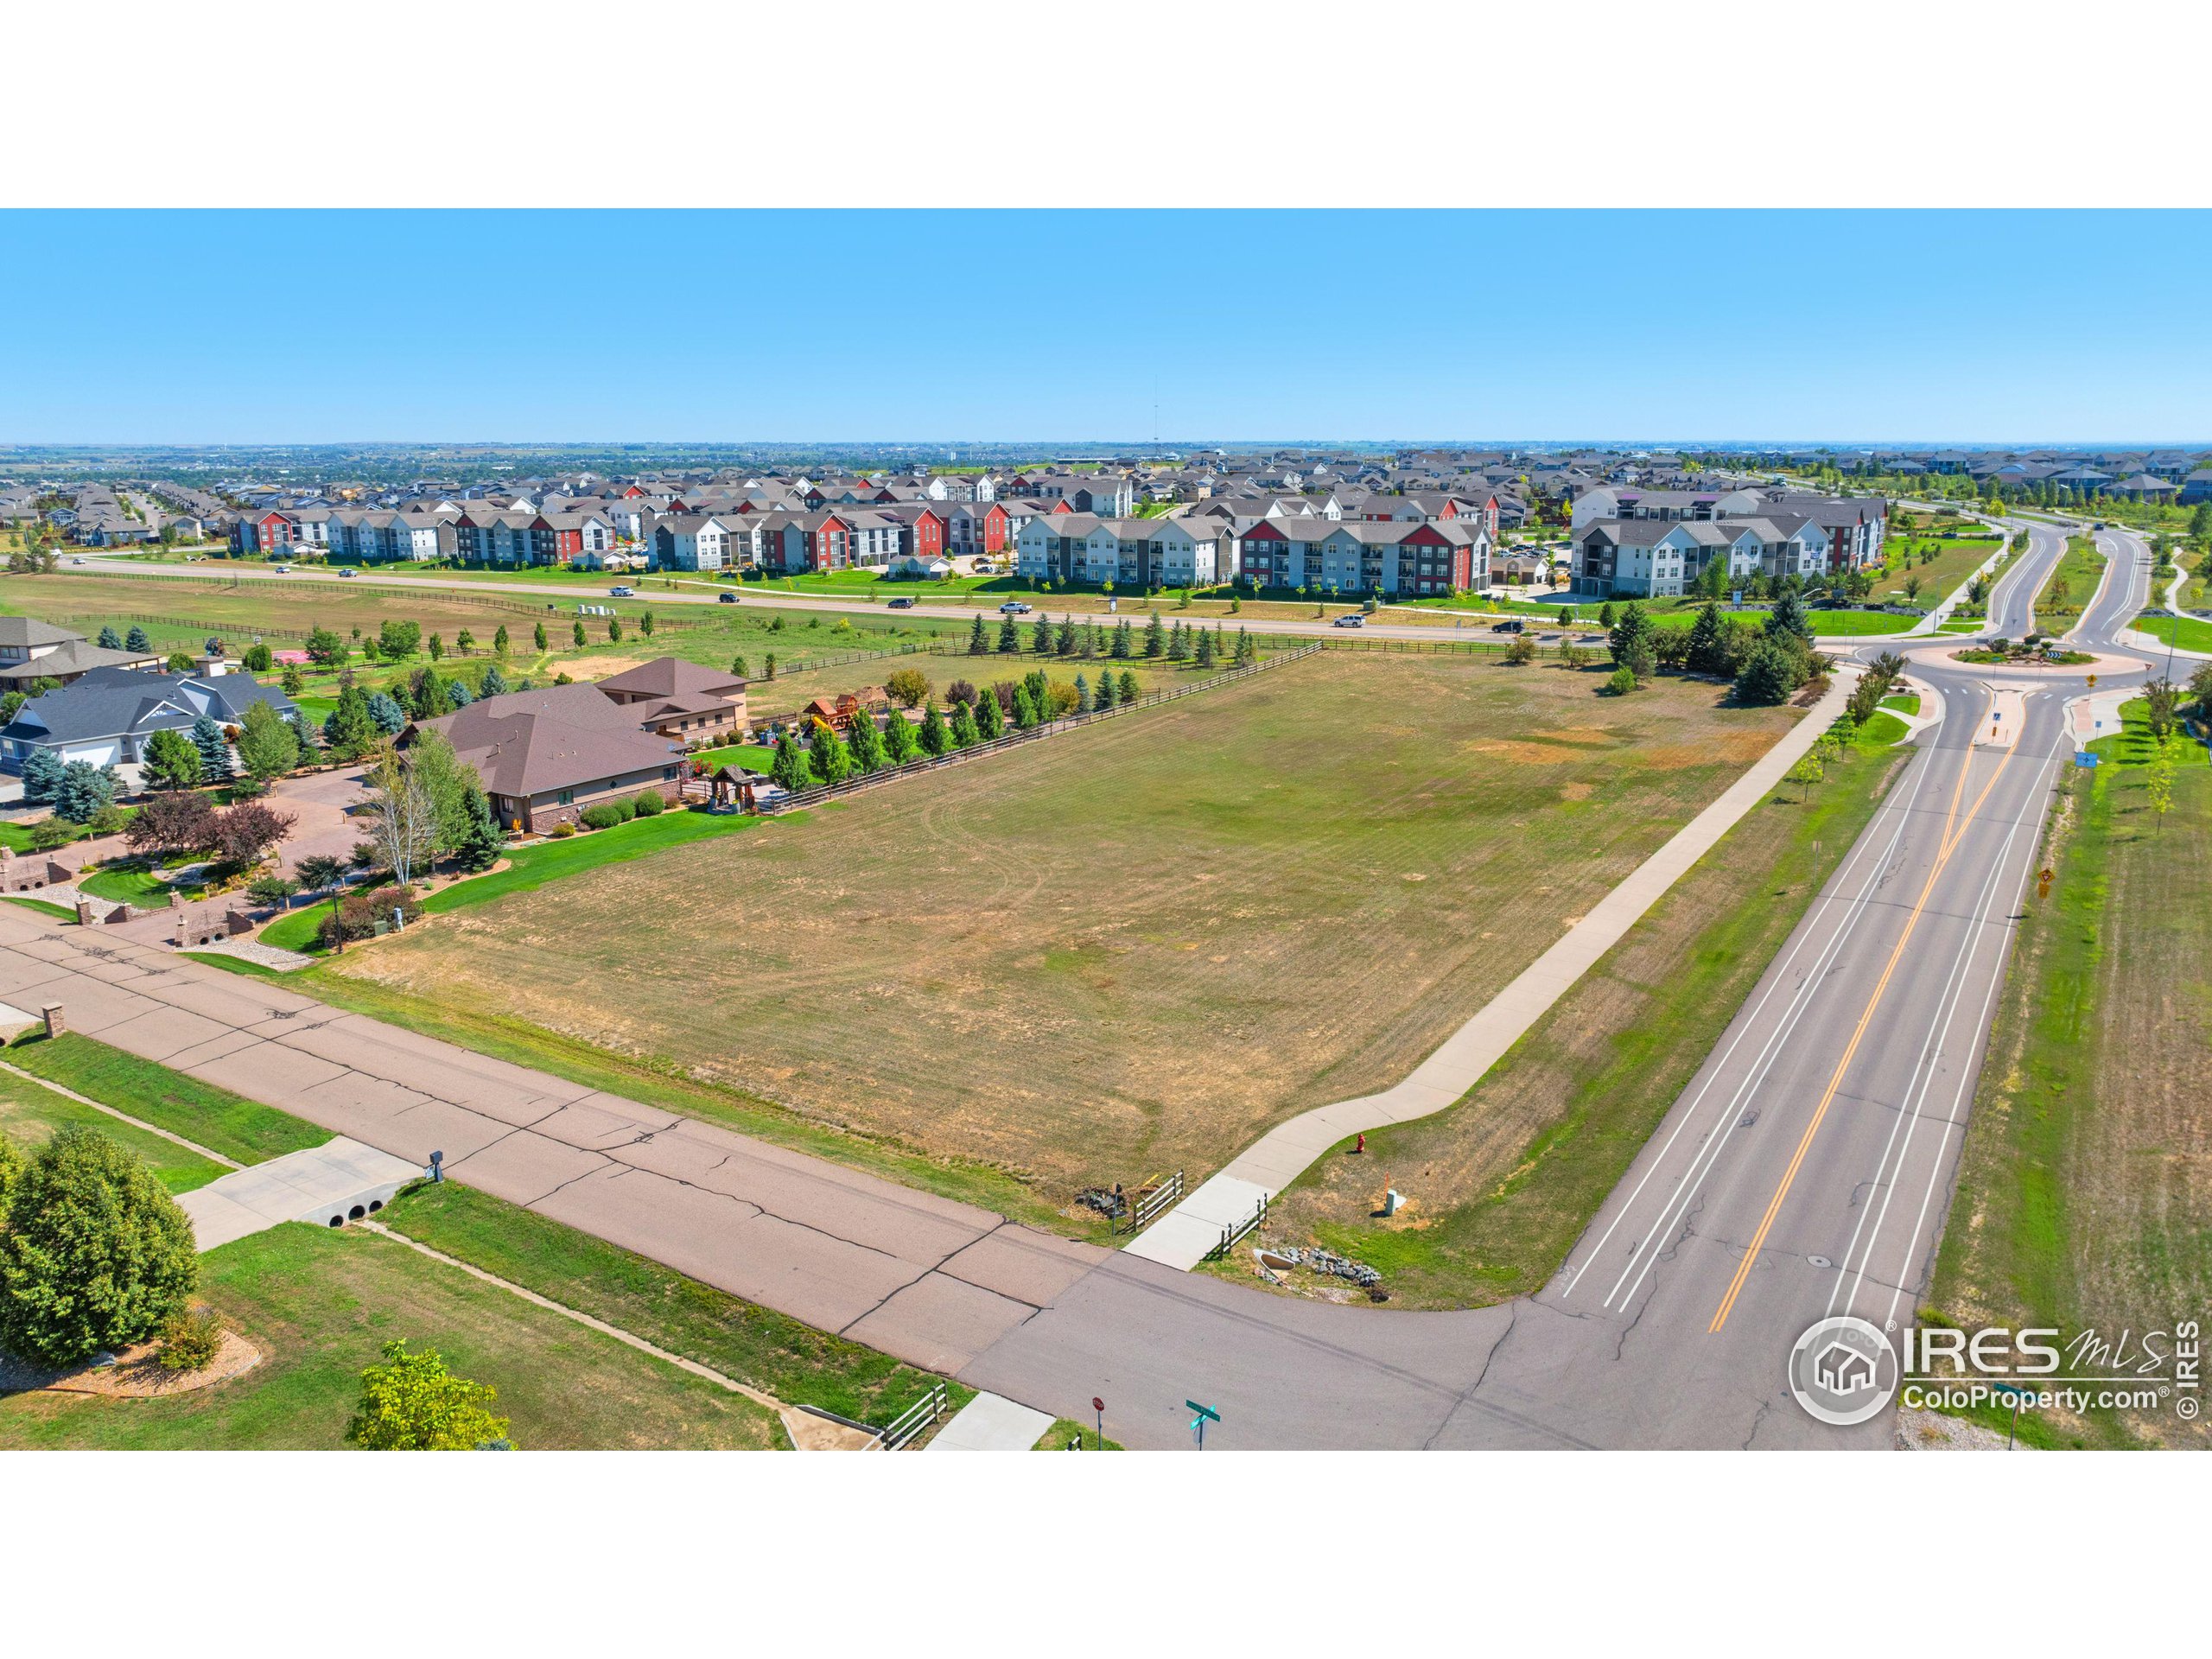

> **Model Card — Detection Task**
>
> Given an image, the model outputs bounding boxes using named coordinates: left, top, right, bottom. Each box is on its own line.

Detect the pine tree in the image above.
left=1112, top=619, right=1134, bottom=659
left=998, top=615, right=1021, bottom=653
left=1074, top=673, right=1092, bottom=714
left=1195, top=625, right=1217, bottom=668
left=975, top=688, right=1004, bottom=739
left=19, top=747, right=66, bottom=804
left=1118, top=670, right=1140, bottom=704
left=190, top=714, right=234, bottom=782
left=1083, top=620, right=1102, bottom=658
left=98, top=626, right=123, bottom=650
left=969, top=613, right=988, bottom=655
left=1235, top=626, right=1257, bottom=666
left=918, top=702, right=950, bottom=755
left=1765, top=587, right=1814, bottom=645
left=1057, top=615, right=1077, bottom=656
left=125, top=626, right=151, bottom=653
left=1096, top=671, right=1118, bottom=710
left=480, top=664, right=510, bottom=698
left=1031, top=614, right=1053, bottom=654
left=1144, top=613, right=1166, bottom=658
left=1685, top=603, right=1730, bottom=677
left=452, top=779, right=506, bottom=872
left=365, top=692, right=406, bottom=736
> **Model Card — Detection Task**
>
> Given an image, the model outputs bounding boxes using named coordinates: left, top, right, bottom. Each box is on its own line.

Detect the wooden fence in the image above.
left=760, top=643, right=1321, bottom=814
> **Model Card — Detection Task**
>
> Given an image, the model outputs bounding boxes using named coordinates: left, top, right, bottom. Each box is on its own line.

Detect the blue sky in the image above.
left=4, top=209, right=2208, bottom=446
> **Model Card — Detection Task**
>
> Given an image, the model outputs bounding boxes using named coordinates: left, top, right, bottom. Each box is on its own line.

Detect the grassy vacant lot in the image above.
left=0, top=1221, right=788, bottom=1450
left=1869, top=534, right=1999, bottom=607
left=322, top=652, right=1800, bottom=1201
left=1928, top=702, right=2210, bottom=1449
left=7, top=1033, right=328, bottom=1164
left=746, top=647, right=1236, bottom=723
left=1224, top=714, right=1912, bottom=1307
left=0, top=1062, right=231, bottom=1194
left=2034, top=535, right=2107, bottom=629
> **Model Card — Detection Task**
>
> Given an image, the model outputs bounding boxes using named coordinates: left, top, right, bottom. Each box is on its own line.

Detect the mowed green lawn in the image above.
left=2131, top=613, right=2212, bottom=653
left=0, top=1064, right=232, bottom=1194
left=6, top=1033, right=327, bottom=1164
left=0, top=1221, right=788, bottom=1450
left=321, top=652, right=1802, bottom=1202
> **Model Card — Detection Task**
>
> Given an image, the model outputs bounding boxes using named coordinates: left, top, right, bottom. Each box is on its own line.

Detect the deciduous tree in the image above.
left=0, top=1127, right=198, bottom=1369
left=345, top=1339, right=512, bottom=1451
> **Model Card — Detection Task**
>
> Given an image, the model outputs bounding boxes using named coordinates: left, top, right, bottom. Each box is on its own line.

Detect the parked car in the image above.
left=610, top=585, right=636, bottom=597
left=718, top=591, right=738, bottom=603
left=1332, top=613, right=1364, bottom=628
left=887, top=596, right=916, bottom=608
left=339, top=567, right=358, bottom=578
left=1000, top=601, right=1033, bottom=613
left=1491, top=618, right=1526, bottom=633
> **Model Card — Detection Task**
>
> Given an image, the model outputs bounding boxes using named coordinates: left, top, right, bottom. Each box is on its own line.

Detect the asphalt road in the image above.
left=61, top=549, right=1534, bottom=646
left=964, top=516, right=2167, bottom=1447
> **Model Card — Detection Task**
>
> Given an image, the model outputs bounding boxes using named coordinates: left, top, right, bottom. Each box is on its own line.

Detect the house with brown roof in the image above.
left=593, top=657, right=749, bottom=746
left=410, top=682, right=687, bottom=835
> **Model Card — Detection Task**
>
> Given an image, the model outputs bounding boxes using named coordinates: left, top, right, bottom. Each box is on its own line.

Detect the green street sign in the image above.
left=1185, top=1400, right=1219, bottom=1422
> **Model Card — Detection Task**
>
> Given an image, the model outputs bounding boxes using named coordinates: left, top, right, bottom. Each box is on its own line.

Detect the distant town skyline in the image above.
left=6, top=208, right=2209, bottom=446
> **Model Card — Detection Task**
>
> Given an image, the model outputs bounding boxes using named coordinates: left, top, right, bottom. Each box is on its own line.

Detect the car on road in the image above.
left=1000, top=601, right=1033, bottom=613
left=887, top=596, right=916, bottom=608
left=1332, top=613, right=1364, bottom=628
left=274, top=564, right=293, bottom=574
left=339, top=567, right=358, bottom=577
left=1490, top=618, right=1526, bottom=633
left=717, top=591, right=738, bottom=602
left=609, top=585, right=636, bottom=597
left=68, top=556, right=86, bottom=565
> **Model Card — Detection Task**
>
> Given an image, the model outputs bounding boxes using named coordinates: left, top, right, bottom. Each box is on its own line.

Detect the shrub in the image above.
left=1503, top=632, right=1538, bottom=664
left=156, top=1306, right=226, bottom=1372
left=316, top=884, right=420, bottom=948
left=29, top=818, right=77, bottom=854
left=632, top=789, right=665, bottom=817
left=0, top=1127, right=198, bottom=1368
left=549, top=822, right=576, bottom=838
left=579, top=797, right=635, bottom=830
left=1604, top=664, right=1638, bottom=696
left=346, top=1338, right=512, bottom=1450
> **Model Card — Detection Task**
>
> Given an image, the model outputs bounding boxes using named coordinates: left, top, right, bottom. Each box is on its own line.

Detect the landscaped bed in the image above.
left=315, top=650, right=1803, bottom=1204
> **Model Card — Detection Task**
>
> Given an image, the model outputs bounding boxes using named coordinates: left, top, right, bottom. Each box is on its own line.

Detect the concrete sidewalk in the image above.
left=0, top=905, right=1106, bottom=1381
left=1127, top=670, right=1859, bottom=1270
left=925, top=1390, right=1054, bottom=1451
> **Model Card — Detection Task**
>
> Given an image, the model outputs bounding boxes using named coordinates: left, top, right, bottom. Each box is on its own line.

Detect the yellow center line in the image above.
left=1707, top=722, right=2017, bottom=1334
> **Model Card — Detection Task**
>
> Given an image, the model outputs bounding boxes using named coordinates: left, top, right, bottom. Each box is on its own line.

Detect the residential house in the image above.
left=1, top=664, right=300, bottom=774
left=0, top=619, right=167, bottom=688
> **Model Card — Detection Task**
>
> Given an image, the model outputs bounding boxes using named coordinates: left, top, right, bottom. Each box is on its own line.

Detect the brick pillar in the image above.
left=75, top=897, right=95, bottom=925
left=41, top=1003, right=64, bottom=1039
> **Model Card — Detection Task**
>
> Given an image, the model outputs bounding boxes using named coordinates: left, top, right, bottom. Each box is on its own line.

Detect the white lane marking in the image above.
left=1826, top=718, right=2058, bottom=1321
left=1585, top=711, right=1968, bottom=1310
left=1560, top=721, right=1940, bottom=1300
left=1878, top=733, right=2064, bottom=1332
